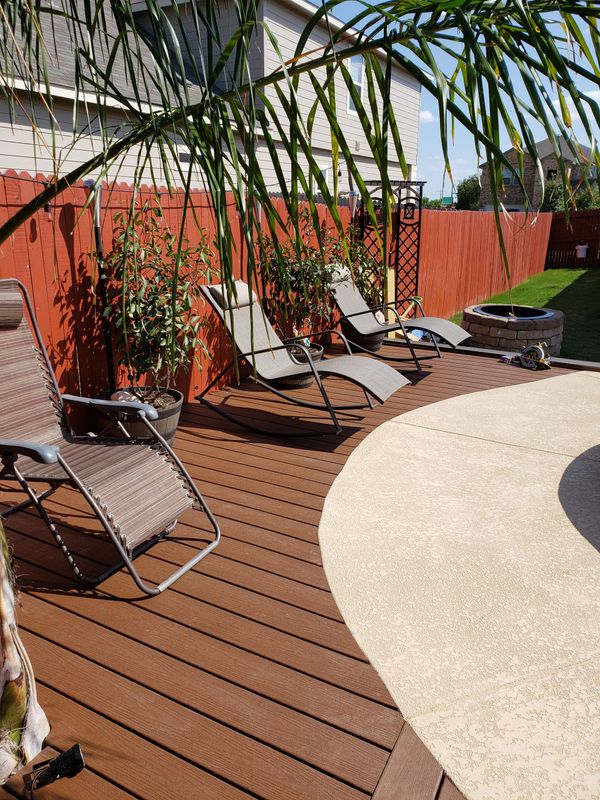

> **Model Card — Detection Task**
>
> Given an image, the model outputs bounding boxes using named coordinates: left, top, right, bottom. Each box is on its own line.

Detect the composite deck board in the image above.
left=10, top=544, right=401, bottom=747
left=4, top=747, right=135, bottom=800
left=0, top=347, right=573, bottom=799
left=438, top=779, right=467, bottom=800
left=20, top=595, right=388, bottom=791
left=371, top=724, right=443, bottom=800
left=8, top=525, right=392, bottom=706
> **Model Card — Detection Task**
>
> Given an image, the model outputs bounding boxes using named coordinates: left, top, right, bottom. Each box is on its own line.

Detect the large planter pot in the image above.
left=340, top=320, right=385, bottom=352
left=271, top=343, right=324, bottom=390
left=118, top=388, right=183, bottom=444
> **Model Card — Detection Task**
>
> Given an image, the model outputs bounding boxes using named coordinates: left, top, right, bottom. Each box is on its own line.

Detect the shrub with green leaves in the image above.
left=330, top=225, right=384, bottom=307
left=104, top=204, right=213, bottom=401
left=259, top=208, right=337, bottom=337
left=259, top=211, right=385, bottom=336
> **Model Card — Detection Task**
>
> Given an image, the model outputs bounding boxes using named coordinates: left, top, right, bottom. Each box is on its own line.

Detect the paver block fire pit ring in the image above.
left=462, top=304, right=564, bottom=355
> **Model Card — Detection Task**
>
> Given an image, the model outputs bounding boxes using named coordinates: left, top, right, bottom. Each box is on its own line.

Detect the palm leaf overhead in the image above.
left=0, top=0, right=598, bottom=289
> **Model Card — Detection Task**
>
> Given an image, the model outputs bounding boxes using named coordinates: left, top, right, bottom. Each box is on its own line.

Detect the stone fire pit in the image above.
left=462, top=304, right=565, bottom=355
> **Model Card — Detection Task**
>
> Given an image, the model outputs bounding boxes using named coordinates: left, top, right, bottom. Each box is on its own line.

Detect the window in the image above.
left=547, top=168, right=557, bottom=180
left=347, top=55, right=364, bottom=114
left=502, top=167, right=518, bottom=187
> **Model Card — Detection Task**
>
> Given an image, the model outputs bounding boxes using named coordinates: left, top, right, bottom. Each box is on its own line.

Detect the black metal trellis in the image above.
left=393, top=181, right=425, bottom=302
left=357, top=181, right=425, bottom=304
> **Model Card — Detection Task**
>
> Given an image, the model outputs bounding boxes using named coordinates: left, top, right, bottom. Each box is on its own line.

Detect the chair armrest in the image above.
left=238, top=342, right=324, bottom=375
left=338, top=308, right=382, bottom=321
left=62, top=394, right=159, bottom=421
left=237, top=343, right=300, bottom=358
left=0, top=438, right=59, bottom=464
left=392, top=297, right=426, bottom=318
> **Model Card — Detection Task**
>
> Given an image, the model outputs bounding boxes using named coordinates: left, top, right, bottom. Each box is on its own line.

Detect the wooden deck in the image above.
left=0, top=345, right=571, bottom=800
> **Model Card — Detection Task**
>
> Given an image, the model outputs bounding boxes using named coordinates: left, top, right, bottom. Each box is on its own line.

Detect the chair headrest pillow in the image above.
left=208, top=280, right=258, bottom=310
left=0, top=280, right=24, bottom=328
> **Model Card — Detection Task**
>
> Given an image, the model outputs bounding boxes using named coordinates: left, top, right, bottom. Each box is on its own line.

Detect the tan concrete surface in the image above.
left=319, top=371, right=600, bottom=800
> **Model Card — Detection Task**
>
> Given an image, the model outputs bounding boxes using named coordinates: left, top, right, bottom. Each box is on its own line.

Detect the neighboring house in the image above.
left=1, top=0, right=421, bottom=194
left=479, top=136, right=593, bottom=211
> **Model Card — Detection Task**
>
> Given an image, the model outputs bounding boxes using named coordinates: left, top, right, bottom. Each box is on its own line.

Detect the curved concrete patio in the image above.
left=320, top=371, right=600, bottom=800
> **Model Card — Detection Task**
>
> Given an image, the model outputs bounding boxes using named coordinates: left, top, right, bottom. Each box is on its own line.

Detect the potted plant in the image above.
left=258, top=209, right=337, bottom=387
left=104, top=202, right=212, bottom=442
left=331, top=226, right=387, bottom=351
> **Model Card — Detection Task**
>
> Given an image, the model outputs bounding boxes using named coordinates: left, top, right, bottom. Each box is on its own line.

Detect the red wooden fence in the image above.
left=419, top=210, right=553, bottom=319
left=546, top=209, right=600, bottom=269
left=0, top=171, right=349, bottom=402
left=0, top=173, right=552, bottom=403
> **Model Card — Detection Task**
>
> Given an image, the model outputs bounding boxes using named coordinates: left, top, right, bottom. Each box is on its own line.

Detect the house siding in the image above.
left=135, top=0, right=265, bottom=94
left=2, top=0, right=421, bottom=194
left=0, top=99, right=208, bottom=187
left=256, top=141, right=412, bottom=195
left=262, top=0, right=420, bottom=191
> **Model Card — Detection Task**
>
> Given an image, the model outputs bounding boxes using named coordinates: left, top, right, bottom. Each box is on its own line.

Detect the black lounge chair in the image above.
left=330, top=270, right=471, bottom=371
left=0, top=279, right=220, bottom=596
left=198, top=280, right=409, bottom=435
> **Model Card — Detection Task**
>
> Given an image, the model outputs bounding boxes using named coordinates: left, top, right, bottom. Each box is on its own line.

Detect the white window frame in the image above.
left=347, top=55, right=364, bottom=115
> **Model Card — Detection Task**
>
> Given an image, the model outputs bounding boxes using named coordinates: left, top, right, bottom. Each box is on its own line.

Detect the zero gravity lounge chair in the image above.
left=330, top=270, right=471, bottom=372
left=199, top=280, right=409, bottom=435
left=0, top=279, right=220, bottom=596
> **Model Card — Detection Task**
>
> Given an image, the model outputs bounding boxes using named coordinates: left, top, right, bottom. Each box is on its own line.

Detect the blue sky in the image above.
left=329, top=1, right=600, bottom=200
left=418, top=78, right=600, bottom=200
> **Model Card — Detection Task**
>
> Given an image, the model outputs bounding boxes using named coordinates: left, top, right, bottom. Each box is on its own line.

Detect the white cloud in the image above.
left=420, top=110, right=437, bottom=124
left=551, top=90, right=600, bottom=128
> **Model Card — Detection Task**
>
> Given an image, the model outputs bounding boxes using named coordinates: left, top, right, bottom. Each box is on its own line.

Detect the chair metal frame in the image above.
left=197, top=331, right=377, bottom=437
left=336, top=295, right=444, bottom=372
left=0, top=280, right=220, bottom=596
left=197, top=283, right=399, bottom=436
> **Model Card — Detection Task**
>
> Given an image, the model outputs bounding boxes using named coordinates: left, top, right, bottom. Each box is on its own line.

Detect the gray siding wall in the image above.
left=0, top=98, right=208, bottom=187
left=2, top=0, right=420, bottom=194
left=135, top=0, right=265, bottom=94
left=261, top=0, right=420, bottom=190
left=256, top=141, right=411, bottom=196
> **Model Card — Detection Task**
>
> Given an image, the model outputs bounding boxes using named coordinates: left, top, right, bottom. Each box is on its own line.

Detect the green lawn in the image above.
left=450, top=269, right=600, bottom=362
